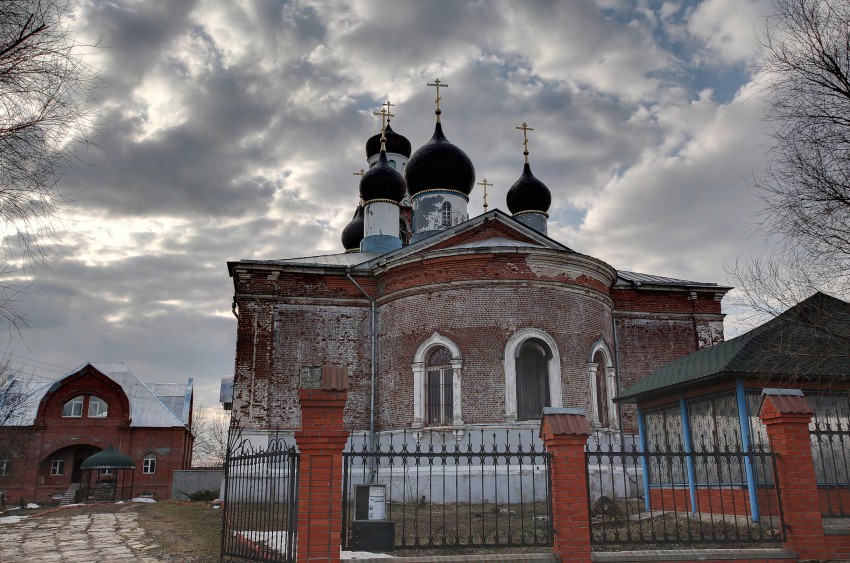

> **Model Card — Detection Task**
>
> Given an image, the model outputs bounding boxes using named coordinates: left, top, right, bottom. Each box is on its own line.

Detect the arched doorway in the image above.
left=516, top=339, right=551, bottom=421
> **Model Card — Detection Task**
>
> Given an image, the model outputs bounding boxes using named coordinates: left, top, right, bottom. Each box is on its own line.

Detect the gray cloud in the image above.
left=2, top=0, right=777, bottom=409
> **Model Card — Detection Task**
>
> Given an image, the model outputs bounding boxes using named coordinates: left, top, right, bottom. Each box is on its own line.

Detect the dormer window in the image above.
left=88, top=396, right=108, bottom=418
left=62, top=396, right=84, bottom=417
left=62, top=395, right=109, bottom=418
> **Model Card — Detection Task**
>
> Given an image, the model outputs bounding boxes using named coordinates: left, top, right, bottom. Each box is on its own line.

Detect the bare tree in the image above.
left=733, top=0, right=850, bottom=314
left=0, top=0, right=98, bottom=330
left=0, top=358, right=41, bottom=473
left=191, top=404, right=229, bottom=467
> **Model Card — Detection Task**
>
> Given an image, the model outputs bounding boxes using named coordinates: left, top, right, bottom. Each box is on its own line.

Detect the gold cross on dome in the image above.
left=353, top=169, right=366, bottom=177
left=516, top=122, right=534, bottom=162
left=427, top=79, right=448, bottom=119
left=477, top=179, right=492, bottom=212
left=373, top=104, right=395, bottom=134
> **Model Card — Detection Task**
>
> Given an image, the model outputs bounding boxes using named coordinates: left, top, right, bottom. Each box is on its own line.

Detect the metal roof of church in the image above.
left=616, top=292, right=850, bottom=402
left=615, top=271, right=726, bottom=288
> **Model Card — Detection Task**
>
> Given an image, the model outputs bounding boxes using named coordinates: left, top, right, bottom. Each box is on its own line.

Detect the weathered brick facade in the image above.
left=0, top=363, right=193, bottom=504
left=228, top=211, right=729, bottom=435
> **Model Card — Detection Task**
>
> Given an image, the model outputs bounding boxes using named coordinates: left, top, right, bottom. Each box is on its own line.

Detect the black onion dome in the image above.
left=366, top=123, right=411, bottom=159
left=359, top=151, right=406, bottom=203
left=341, top=205, right=364, bottom=251
left=404, top=122, right=475, bottom=197
left=506, top=163, right=552, bottom=214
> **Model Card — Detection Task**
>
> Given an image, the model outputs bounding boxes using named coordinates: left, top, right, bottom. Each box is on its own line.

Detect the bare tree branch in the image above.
left=732, top=0, right=850, bottom=316
left=0, top=0, right=99, bottom=332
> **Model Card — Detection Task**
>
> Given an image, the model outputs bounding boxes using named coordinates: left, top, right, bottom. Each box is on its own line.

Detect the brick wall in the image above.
left=230, top=228, right=725, bottom=434
left=0, top=370, right=191, bottom=504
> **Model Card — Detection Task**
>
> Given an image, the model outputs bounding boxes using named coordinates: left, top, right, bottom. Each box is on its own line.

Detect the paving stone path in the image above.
left=0, top=511, right=162, bottom=562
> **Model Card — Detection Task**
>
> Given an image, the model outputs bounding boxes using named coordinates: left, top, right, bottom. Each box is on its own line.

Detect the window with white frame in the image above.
left=0, top=459, right=10, bottom=475
left=88, top=396, right=108, bottom=418
left=143, top=455, right=157, bottom=474
left=425, top=347, right=453, bottom=426
left=62, top=395, right=85, bottom=417
left=441, top=201, right=452, bottom=226
left=50, top=457, right=65, bottom=476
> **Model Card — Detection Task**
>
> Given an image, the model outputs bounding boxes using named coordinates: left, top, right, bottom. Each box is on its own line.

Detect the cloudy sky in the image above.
left=5, top=0, right=777, bottom=408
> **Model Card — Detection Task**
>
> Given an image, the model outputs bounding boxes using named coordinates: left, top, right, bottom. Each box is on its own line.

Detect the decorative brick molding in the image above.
left=539, top=407, right=592, bottom=563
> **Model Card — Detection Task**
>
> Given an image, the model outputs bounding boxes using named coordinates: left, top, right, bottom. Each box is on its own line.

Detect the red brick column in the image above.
left=758, top=389, right=827, bottom=560
left=540, top=407, right=592, bottom=563
left=295, top=366, right=350, bottom=562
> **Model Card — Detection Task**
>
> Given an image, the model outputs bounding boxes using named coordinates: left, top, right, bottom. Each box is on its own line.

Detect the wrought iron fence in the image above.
left=586, top=433, right=785, bottom=548
left=342, top=428, right=553, bottom=550
left=809, top=395, right=850, bottom=518
left=220, top=428, right=300, bottom=563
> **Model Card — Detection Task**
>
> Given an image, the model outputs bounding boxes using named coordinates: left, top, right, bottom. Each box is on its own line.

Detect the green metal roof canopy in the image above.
left=616, top=292, right=850, bottom=403
left=80, top=445, right=135, bottom=469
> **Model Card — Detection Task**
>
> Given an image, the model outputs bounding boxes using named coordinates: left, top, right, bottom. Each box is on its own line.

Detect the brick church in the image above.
left=226, top=87, right=730, bottom=444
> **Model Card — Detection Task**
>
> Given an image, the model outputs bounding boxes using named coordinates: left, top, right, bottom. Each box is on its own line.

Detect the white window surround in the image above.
left=588, top=337, right=618, bottom=429
left=412, top=332, right=463, bottom=428
left=504, top=328, right=562, bottom=421
left=143, top=455, right=157, bottom=474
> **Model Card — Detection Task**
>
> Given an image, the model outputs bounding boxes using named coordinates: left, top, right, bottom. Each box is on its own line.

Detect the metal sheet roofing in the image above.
left=616, top=292, right=850, bottom=402
left=615, top=271, right=725, bottom=288
left=3, top=362, right=190, bottom=428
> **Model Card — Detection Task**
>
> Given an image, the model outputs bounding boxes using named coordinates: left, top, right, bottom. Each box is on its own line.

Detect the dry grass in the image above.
left=27, top=501, right=223, bottom=562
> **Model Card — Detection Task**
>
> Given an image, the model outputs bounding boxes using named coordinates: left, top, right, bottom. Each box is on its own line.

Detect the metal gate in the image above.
left=221, top=429, right=300, bottom=562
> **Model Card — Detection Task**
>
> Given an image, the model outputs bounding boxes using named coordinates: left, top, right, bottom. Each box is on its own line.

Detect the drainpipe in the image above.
left=346, top=267, right=377, bottom=483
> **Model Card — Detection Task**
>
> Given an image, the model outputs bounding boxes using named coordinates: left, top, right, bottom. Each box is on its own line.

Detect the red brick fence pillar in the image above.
left=540, top=407, right=592, bottom=563
left=295, top=366, right=350, bottom=562
left=758, top=388, right=827, bottom=560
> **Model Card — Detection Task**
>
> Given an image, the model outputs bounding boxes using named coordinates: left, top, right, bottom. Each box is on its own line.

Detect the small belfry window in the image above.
left=62, top=396, right=85, bottom=417
left=0, top=460, right=10, bottom=475
left=426, top=347, right=453, bottom=426
left=88, top=396, right=108, bottom=418
left=441, top=201, right=452, bottom=227
left=143, top=455, right=157, bottom=474
left=50, top=457, right=65, bottom=476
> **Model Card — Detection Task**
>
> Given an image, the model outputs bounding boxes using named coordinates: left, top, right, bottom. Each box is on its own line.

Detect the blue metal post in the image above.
left=679, top=395, right=698, bottom=513
left=736, top=379, right=760, bottom=522
left=637, top=408, right=651, bottom=512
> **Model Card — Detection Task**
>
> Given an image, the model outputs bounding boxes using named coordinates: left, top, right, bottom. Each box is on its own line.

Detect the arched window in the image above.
left=388, top=159, right=396, bottom=169
left=588, top=339, right=618, bottom=429
left=62, top=396, right=84, bottom=417
left=593, top=350, right=609, bottom=426
left=426, top=347, right=453, bottom=426
left=88, top=396, right=108, bottom=418
left=504, top=328, right=563, bottom=421
left=412, top=332, right=463, bottom=428
left=143, top=454, right=157, bottom=474
left=441, top=201, right=452, bottom=226
left=515, top=339, right=551, bottom=420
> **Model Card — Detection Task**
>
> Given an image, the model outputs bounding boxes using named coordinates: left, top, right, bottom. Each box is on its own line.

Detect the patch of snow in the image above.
left=114, top=501, right=125, bottom=505
left=25, top=503, right=39, bottom=509
left=341, top=551, right=394, bottom=559
left=7, top=507, right=19, bottom=511
left=0, top=515, right=26, bottom=524
left=130, top=497, right=157, bottom=503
